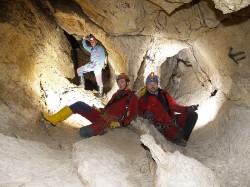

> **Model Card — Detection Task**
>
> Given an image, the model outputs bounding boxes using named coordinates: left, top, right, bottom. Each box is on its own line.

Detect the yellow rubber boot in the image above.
left=42, top=106, right=73, bottom=126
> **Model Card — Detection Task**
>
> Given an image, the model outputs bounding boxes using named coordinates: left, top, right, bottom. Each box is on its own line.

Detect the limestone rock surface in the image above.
left=141, top=134, right=220, bottom=187
left=0, top=0, right=250, bottom=186
left=212, top=0, right=250, bottom=13
left=73, top=129, right=153, bottom=186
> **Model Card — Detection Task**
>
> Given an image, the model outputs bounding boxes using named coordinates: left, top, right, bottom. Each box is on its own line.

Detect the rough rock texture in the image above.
left=0, top=0, right=74, bottom=134
left=46, top=0, right=234, bottom=76
left=0, top=133, right=83, bottom=186
left=141, top=134, right=220, bottom=187
left=186, top=102, right=250, bottom=186
left=0, top=0, right=250, bottom=186
left=212, top=0, right=250, bottom=13
left=132, top=113, right=250, bottom=187
left=147, top=0, right=192, bottom=14
left=73, top=129, right=153, bottom=186
left=0, top=129, right=153, bottom=186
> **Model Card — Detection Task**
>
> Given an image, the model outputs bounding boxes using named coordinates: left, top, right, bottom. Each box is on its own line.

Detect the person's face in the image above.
left=146, top=82, right=158, bottom=93
left=117, top=79, right=128, bottom=90
left=90, top=39, right=97, bottom=47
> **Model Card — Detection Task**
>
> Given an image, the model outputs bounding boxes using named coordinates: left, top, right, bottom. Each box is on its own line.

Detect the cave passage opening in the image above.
left=63, top=31, right=112, bottom=94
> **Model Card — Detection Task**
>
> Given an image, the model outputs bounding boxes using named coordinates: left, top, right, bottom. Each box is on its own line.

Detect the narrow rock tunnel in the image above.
left=64, top=31, right=112, bottom=94
left=0, top=0, right=250, bottom=186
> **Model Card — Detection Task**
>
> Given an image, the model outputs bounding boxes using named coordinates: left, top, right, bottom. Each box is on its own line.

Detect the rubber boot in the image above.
left=173, top=130, right=187, bottom=147
left=174, top=138, right=187, bottom=147
left=42, top=106, right=73, bottom=126
left=79, top=125, right=95, bottom=138
left=79, top=76, right=85, bottom=89
left=183, top=112, right=198, bottom=141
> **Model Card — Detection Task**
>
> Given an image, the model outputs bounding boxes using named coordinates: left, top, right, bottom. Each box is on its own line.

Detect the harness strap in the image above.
left=105, top=93, right=128, bottom=109
left=117, top=92, right=135, bottom=124
left=155, top=118, right=180, bottom=132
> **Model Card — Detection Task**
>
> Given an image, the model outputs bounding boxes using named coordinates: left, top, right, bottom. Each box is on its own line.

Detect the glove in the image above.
left=92, top=105, right=105, bottom=114
left=188, top=104, right=199, bottom=112
left=85, top=34, right=94, bottom=40
left=99, top=108, right=105, bottom=114
left=85, top=34, right=90, bottom=40
left=93, top=105, right=100, bottom=111
left=110, top=121, right=121, bottom=129
left=145, top=111, right=155, bottom=121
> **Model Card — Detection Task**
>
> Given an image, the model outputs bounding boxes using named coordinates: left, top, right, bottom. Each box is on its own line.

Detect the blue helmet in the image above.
left=146, top=72, right=159, bottom=83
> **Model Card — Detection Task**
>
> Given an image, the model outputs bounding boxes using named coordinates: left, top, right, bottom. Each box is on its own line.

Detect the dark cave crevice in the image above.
left=210, top=89, right=218, bottom=97
left=63, top=31, right=112, bottom=94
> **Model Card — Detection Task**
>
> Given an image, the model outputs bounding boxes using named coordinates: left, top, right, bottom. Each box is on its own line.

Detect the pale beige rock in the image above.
left=0, top=0, right=250, bottom=186
left=140, top=134, right=220, bottom=187
left=75, top=0, right=143, bottom=34
left=0, top=0, right=74, bottom=134
left=212, top=0, right=250, bottom=13
left=0, top=133, right=83, bottom=186
left=147, top=0, right=192, bottom=14
left=73, top=129, right=153, bottom=186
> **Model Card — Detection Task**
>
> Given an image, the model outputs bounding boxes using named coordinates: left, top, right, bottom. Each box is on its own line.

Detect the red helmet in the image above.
left=115, top=73, right=130, bottom=82
left=87, top=34, right=96, bottom=41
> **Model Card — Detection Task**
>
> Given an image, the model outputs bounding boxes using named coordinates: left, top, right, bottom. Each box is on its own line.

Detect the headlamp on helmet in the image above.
left=89, top=37, right=96, bottom=41
left=146, top=72, right=159, bottom=83
left=86, top=34, right=96, bottom=42
left=115, top=73, right=130, bottom=82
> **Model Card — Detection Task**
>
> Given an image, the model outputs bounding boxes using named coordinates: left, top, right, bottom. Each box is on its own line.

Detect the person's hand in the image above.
left=97, top=108, right=105, bottom=115
left=145, top=111, right=155, bottom=121
left=99, top=108, right=105, bottom=114
left=110, top=121, right=121, bottom=129
left=85, top=34, right=90, bottom=40
left=93, top=106, right=100, bottom=112
left=188, top=104, right=199, bottom=112
left=93, top=106, right=104, bottom=114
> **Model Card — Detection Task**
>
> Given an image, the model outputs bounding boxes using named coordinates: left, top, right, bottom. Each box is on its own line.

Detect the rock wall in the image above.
left=47, top=0, right=233, bottom=78
left=0, top=0, right=250, bottom=186
left=0, top=0, right=74, bottom=134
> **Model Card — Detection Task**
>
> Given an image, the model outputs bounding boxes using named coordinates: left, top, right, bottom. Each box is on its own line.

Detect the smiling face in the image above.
left=146, top=81, right=158, bottom=94
left=117, top=79, right=128, bottom=90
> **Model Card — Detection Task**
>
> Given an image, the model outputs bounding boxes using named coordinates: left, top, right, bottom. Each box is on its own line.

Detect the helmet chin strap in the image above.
left=119, top=82, right=128, bottom=91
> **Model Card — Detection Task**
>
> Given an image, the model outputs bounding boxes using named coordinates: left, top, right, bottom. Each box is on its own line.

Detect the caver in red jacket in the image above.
left=138, top=88, right=195, bottom=142
left=70, top=89, right=138, bottom=137
left=104, top=89, right=138, bottom=126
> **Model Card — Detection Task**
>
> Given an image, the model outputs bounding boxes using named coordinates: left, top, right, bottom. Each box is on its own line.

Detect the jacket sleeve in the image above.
left=82, top=39, right=92, bottom=52
left=165, top=92, right=187, bottom=113
left=120, top=94, right=138, bottom=127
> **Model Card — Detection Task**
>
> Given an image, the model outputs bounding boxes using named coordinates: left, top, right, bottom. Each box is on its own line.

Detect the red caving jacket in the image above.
left=104, top=89, right=138, bottom=127
left=139, top=89, right=187, bottom=124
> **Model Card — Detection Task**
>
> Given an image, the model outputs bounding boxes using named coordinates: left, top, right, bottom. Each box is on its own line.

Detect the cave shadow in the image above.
left=221, top=6, right=250, bottom=27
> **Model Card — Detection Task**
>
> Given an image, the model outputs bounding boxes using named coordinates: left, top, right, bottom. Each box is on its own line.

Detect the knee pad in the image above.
left=188, top=112, right=198, bottom=122
left=79, top=126, right=95, bottom=138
